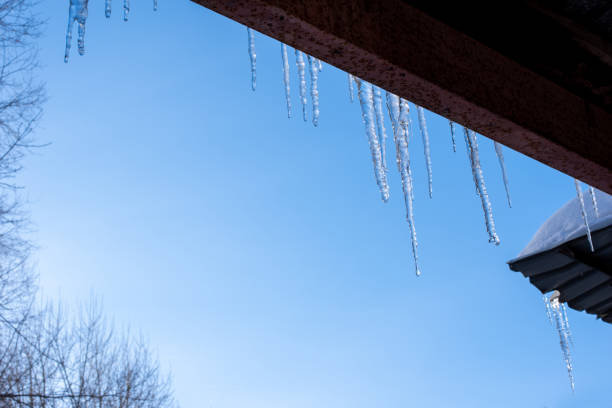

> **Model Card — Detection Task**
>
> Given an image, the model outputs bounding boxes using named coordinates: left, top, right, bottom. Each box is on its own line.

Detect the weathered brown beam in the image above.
left=191, top=0, right=612, bottom=193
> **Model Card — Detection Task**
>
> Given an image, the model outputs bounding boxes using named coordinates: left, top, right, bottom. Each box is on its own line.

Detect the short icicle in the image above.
left=464, top=128, right=500, bottom=245
left=105, top=0, right=111, bottom=17
left=544, top=291, right=575, bottom=392
left=416, top=106, right=433, bottom=198
left=154, top=0, right=158, bottom=11
left=247, top=27, right=256, bottom=91
left=494, top=141, right=512, bottom=207
left=317, top=58, right=323, bottom=72
left=281, top=44, right=292, bottom=118
left=355, top=79, right=390, bottom=203
left=589, top=186, right=600, bottom=218
left=386, top=92, right=420, bottom=276
left=449, top=121, right=457, bottom=152
left=574, top=179, right=595, bottom=252
left=373, top=86, right=388, bottom=172
left=347, top=73, right=355, bottom=103
left=65, top=0, right=89, bottom=63
left=307, top=55, right=320, bottom=127
left=295, top=50, right=308, bottom=121
left=123, top=0, right=129, bottom=21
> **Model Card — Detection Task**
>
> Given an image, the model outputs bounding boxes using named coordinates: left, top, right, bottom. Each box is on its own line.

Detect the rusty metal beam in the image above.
left=191, top=0, right=612, bottom=193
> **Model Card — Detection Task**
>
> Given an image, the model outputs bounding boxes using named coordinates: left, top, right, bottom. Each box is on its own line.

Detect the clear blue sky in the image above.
left=19, top=2, right=611, bottom=407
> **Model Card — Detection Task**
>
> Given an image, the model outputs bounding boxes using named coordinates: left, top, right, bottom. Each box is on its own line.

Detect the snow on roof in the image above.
left=517, top=189, right=612, bottom=259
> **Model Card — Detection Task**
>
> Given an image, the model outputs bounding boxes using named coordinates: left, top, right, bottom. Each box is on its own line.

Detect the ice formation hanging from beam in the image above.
left=65, top=0, right=159, bottom=62
left=62, top=1, right=604, bottom=280
left=544, top=291, right=575, bottom=392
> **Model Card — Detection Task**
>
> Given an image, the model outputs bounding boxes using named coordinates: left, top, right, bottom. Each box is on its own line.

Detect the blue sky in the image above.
left=19, top=1, right=611, bottom=407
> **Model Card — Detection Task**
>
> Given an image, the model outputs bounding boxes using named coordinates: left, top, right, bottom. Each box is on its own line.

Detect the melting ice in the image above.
left=247, top=27, right=256, bottom=91
left=295, top=50, right=308, bottom=121
left=65, top=0, right=89, bottom=63
left=464, top=128, right=500, bottom=245
left=494, top=141, right=512, bottom=208
left=544, top=291, right=575, bottom=392
left=307, top=55, right=320, bottom=127
left=281, top=44, right=291, bottom=118
left=386, top=92, right=420, bottom=276
left=416, top=106, right=433, bottom=198
left=355, top=79, right=390, bottom=203
left=574, top=179, right=594, bottom=252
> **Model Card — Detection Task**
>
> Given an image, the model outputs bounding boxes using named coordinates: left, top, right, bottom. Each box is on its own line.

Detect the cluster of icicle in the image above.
left=544, top=290, right=575, bottom=392
left=245, top=28, right=608, bottom=276
left=245, top=28, right=510, bottom=276
left=65, top=0, right=158, bottom=63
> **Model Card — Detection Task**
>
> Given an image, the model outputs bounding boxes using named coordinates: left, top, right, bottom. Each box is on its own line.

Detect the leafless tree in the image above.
left=0, top=2, right=179, bottom=407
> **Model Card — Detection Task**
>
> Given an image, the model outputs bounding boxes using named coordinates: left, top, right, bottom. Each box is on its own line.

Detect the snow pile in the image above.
left=517, top=189, right=612, bottom=259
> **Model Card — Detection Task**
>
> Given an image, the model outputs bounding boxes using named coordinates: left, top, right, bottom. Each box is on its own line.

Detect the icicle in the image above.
left=544, top=291, right=575, bottom=392
left=317, top=58, right=323, bottom=72
left=449, top=121, right=457, bottom=152
left=574, top=179, right=594, bottom=252
left=247, top=28, right=256, bottom=91
left=347, top=73, right=355, bottom=103
left=385, top=92, right=401, bottom=171
left=493, top=141, right=512, bottom=208
left=281, top=44, right=291, bottom=118
left=386, top=92, right=420, bottom=276
left=373, top=86, right=387, bottom=172
left=464, top=128, right=500, bottom=245
left=307, top=55, right=320, bottom=127
left=154, top=0, right=158, bottom=11
left=355, top=79, right=390, bottom=203
left=589, top=186, right=600, bottom=218
left=105, top=0, right=111, bottom=18
left=123, top=0, right=129, bottom=21
left=295, top=50, right=308, bottom=121
left=416, top=106, right=433, bottom=198
left=65, top=0, right=89, bottom=63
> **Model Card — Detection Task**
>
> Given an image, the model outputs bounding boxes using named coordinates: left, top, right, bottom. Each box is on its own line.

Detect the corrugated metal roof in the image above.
left=508, top=225, right=612, bottom=324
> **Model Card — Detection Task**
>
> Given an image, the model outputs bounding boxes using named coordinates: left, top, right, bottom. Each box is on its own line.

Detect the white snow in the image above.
left=517, top=188, right=612, bottom=259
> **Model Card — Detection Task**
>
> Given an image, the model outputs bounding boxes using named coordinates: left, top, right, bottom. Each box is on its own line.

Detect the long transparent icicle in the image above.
left=386, top=92, right=420, bottom=276
left=449, top=121, right=457, bottom=152
left=247, top=28, right=256, bottom=91
left=589, top=187, right=600, bottom=218
left=347, top=73, right=355, bottom=103
left=105, top=0, right=111, bottom=17
left=295, top=50, right=308, bottom=121
left=494, top=141, right=512, bottom=208
left=545, top=292, right=575, bottom=392
left=464, top=128, right=500, bottom=245
left=281, top=44, right=291, bottom=118
left=123, top=0, right=129, bottom=21
left=307, top=55, right=320, bottom=127
left=574, top=179, right=594, bottom=252
left=373, top=86, right=388, bottom=172
left=355, top=79, right=390, bottom=203
left=416, top=106, right=433, bottom=198
left=65, top=0, right=89, bottom=63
